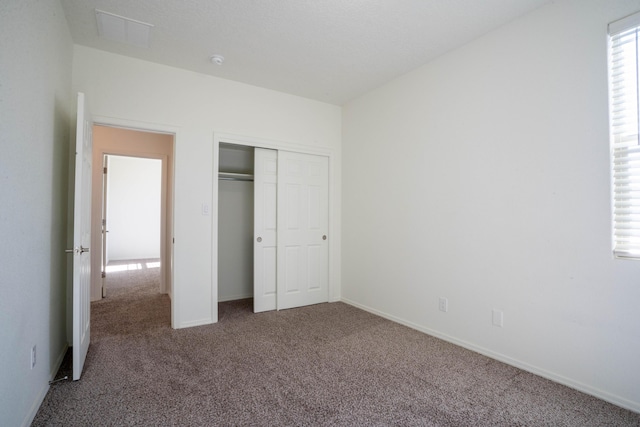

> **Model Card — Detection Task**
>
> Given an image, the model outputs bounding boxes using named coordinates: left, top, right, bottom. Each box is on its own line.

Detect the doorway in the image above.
left=91, top=125, right=174, bottom=322
left=103, top=155, right=162, bottom=296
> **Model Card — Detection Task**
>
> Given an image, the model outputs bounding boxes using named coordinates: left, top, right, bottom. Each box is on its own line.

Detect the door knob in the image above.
left=65, top=246, right=89, bottom=254
left=257, top=237, right=262, bottom=243
left=322, top=235, right=327, bottom=240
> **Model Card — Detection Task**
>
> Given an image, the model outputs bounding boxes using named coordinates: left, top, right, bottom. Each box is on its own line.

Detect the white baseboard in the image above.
left=22, top=344, right=69, bottom=427
left=50, top=343, right=68, bottom=381
left=22, top=382, right=49, bottom=427
left=340, top=297, right=640, bottom=415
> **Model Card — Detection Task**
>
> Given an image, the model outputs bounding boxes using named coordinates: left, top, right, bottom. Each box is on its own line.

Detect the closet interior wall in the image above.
left=218, top=143, right=255, bottom=302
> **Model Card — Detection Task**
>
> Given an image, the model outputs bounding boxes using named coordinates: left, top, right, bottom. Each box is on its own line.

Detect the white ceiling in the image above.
left=60, top=0, right=550, bottom=105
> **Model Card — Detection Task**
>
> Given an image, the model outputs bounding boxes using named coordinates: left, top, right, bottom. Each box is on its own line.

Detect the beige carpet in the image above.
left=33, top=262, right=640, bottom=426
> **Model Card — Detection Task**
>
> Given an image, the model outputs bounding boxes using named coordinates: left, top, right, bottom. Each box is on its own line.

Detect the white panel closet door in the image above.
left=277, top=151, right=329, bottom=310
left=253, top=148, right=278, bottom=312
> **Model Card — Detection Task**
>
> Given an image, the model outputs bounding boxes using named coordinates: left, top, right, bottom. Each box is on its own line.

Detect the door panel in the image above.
left=285, top=246, right=300, bottom=293
left=286, top=184, right=300, bottom=229
left=277, top=151, right=328, bottom=310
left=262, top=246, right=277, bottom=296
left=309, top=186, right=321, bottom=229
left=308, top=245, right=321, bottom=290
left=72, top=92, right=92, bottom=381
left=253, top=148, right=278, bottom=312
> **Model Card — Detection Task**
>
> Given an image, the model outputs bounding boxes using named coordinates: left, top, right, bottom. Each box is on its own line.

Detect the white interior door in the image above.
left=72, top=92, right=93, bottom=380
left=277, top=151, right=329, bottom=310
left=253, top=148, right=278, bottom=312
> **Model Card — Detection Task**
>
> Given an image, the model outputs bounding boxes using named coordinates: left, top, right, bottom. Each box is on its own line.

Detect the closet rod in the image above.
left=218, top=172, right=254, bottom=182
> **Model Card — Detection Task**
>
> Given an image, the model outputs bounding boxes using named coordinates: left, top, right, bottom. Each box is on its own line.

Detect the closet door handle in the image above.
left=322, top=235, right=327, bottom=241
left=257, top=237, right=262, bottom=243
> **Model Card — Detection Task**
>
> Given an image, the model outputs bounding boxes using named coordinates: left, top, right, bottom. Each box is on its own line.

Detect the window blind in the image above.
left=610, top=12, right=640, bottom=258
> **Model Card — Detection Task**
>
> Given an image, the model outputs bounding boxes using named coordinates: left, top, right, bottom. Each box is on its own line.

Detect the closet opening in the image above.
left=214, top=136, right=330, bottom=318
left=217, top=143, right=255, bottom=304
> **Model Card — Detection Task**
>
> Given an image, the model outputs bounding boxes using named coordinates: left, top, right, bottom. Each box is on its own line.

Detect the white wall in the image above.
left=0, top=1, right=73, bottom=425
left=218, top=180, right=254, bottom=301
left=72, top=46, right=342, bottom=328
left=107, top=156, right=162, bottom=261
left=342, top=0, right=640, bottom=412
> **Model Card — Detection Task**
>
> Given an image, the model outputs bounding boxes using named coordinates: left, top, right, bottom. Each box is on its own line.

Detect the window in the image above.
left=609, top=12, right=640, bottom=259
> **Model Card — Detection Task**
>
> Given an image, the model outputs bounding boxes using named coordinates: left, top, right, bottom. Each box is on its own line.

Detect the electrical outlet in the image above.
left=492, top=309, right=503, bottom=327
left=31, top=345, right=36, bottom=369
left=439, top=297, right=448, bottom=313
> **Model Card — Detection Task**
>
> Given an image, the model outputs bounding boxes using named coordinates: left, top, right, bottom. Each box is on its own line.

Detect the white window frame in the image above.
left=609, top=11, right=640, bottom=259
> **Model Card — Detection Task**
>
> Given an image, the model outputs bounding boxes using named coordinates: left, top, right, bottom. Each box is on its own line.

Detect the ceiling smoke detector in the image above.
left=210, top=55, right=225, bottom=65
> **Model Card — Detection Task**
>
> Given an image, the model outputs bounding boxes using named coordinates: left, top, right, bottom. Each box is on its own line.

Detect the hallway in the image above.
left=93, top=258, right=170, bottom=338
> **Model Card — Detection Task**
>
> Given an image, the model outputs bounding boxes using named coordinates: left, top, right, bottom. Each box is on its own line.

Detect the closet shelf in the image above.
left=218, top=172, right=254, bottom=182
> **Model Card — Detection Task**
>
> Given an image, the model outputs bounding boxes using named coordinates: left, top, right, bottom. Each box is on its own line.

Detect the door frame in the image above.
left=212, top=132, right=337, bottom=322
left=92, top=116, right=178, bottom=328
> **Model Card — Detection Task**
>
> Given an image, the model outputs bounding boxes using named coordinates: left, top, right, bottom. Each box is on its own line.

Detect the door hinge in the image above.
left=102, top=218, right=106, bottom=226
left=101, top=272, right=106, bottom=278
left=103, top=166, right=107, bottom=174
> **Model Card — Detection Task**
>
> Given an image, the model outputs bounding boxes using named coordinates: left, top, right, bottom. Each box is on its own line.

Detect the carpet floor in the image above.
left=33, top=261, right=640, bottom=426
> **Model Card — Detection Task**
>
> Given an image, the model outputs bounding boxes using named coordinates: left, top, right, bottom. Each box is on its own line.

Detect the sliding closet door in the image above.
left=253, top=148, right=278, bottom=313
left=277, top=151, right=329, bottom=310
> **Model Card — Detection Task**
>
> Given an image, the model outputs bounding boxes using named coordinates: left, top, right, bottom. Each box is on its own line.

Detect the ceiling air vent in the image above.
left=95, top=9, right=153, bottom=48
